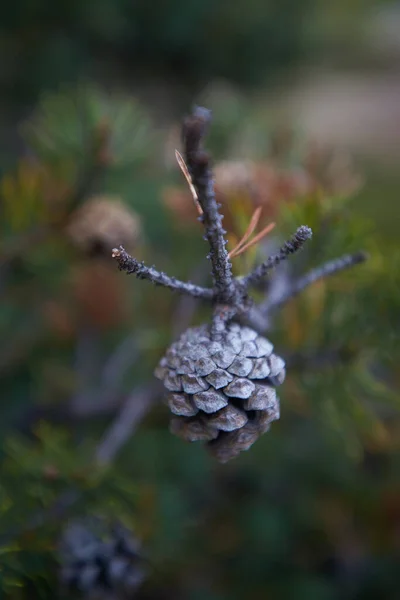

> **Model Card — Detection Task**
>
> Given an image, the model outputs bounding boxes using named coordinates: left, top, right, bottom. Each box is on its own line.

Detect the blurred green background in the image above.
left=0, top=1, right=399, bottom=598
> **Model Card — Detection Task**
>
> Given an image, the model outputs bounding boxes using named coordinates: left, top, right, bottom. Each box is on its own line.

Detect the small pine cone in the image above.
left=59, top=519, right=146, bottom=598
left=155, top=323, right=285, bottom=463
left=214, top=159, right=315, bottom=225
left=66, top=196, right=140, bottom=256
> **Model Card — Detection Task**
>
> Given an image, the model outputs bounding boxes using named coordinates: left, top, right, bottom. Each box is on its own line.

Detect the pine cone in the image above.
left=66, top=196, right=141, bottom=256
left=59, top=519, right=146, bottom=598
left=155, top=323, right=285, bottom=462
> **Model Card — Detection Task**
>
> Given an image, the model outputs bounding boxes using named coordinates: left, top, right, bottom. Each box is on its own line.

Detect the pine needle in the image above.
left=228, top=207, right=262, bottom=258
left=175, top=149, right=203, bottom=215
left=229, top=207, right=276, bottom=259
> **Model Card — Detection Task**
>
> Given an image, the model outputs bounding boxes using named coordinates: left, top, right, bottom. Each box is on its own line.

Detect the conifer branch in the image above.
left=263, top=251, right=368, bottom=312
left=182, top=106, right=235, bottom=303
left=240, top=225, right=313, bottom=290
left=112, top=246, right=214, bottom=299
left=96, top=384, right=160, bottom=465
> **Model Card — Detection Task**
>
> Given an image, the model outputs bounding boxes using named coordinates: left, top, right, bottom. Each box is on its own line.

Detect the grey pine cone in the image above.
left=59, top=519, right=146, bottom=599
left=155, top=323, right=285, bottom=462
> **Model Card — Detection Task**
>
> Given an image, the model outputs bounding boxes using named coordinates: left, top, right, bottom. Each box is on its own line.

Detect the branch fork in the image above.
left=112, top=106, right=367, bottom=337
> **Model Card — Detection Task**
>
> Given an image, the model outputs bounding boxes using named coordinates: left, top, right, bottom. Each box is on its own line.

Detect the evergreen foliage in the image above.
left=0, top=86, right=398, bottom=599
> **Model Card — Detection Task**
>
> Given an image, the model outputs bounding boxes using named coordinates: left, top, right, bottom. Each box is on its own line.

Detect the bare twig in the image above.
left=211, top=304, right=241, bottom=338
left=96, top=383, right=160, bottom=465
left=182, top=107, right=235, bottom=303
left=112, top=246, right=214, bottom=300
left=240, top=225, right=313, bottom=290
left=69, top=333, right=140, bottom=418
left=263, top=251, right=368, bottom=313
left=100, top=335, right=139, bottom=391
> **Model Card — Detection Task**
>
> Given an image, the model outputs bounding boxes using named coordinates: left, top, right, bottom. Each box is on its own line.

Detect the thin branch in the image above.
left=263, top=251, right=368, bottom=312
left=211, top=304, right=240, bottom=338
left=182, top=106, right=234, bottom=302
left=69, top=333, right=139, bottom=418
left=112, top=246, right=214, bottom=300
left=240, top=225, right=313, bottom=290
left=95, top=383, right=160, bottom=466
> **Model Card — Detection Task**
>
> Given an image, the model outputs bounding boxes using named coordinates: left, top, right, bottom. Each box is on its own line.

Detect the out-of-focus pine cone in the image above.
left=66, top=196, right=141, bottom=256
left=59, top=519, right=146, bottom=599
left=155, top=323, right=285, bottom=462
left=162, top=160, right=313, bottom=229
left=214, top=160, right=312, bottom=218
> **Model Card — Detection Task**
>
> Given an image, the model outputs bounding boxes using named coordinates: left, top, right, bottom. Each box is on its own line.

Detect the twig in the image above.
left=100, top=335, right=139, bottom=391
left=182, top=107, right=235, bottom=303
left=263, top=251, right=368, bottom=313
left=240, top=226, right=313, bottom=290
left=112, top=246, right=214, bottom=300
left=95, top=383, right=160, bottom=465
left=67, top=325, right=103, bottom=416
left=211, top=304, right=240, bottom=338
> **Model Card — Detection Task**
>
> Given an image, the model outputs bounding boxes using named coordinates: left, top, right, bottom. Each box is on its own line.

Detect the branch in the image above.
left=182, top=106, right=234, bottom=302
left=95, top=383, right=160, bottom=465
left=240, top=225, right=313, bottom=290
left=112, top=246, right=214, bottom=300
left=263, top=251, right=368, bottom=312
left=211, top=304, right=240, bottom=337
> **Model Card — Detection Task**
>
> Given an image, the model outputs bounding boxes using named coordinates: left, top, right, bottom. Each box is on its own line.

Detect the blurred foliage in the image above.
left=0, top=0, right=383, bottom=108
left=0, top=85, right=399, bottom=600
